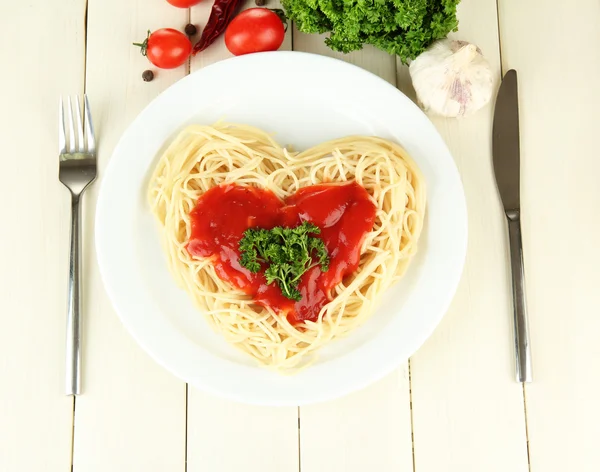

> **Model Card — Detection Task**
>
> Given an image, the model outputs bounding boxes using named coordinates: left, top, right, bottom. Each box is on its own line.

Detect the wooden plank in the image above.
left=292, top=29, right=413, bottom=472
left=71, top=1, right=188, bottom=471
left=299, top=371, right=413, bottom=472
left=293, top=29, right=397, bottom=85
left=0, top=1, right=85, bottom=470
left=497, top=1, right=600, bottom=471
left=185, top=3, right=299, bottom=472
left=393, top=1, right=530, bottom=471
left=187, top=390, right=299, bottom=471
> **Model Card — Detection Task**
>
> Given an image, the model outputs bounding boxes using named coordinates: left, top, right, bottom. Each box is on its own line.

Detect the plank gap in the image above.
left=497, top=1, right=531, bottom=469
left=184, top=9, right=191, bottom=469
left=72, top=1, right=89, bottom=467
left=297, top=406, right=302, bottom=472
left=408, top=360, right=416, bottom=472
left=83, top=0, right=89, bottom=89
left=522, top=384, right=532, bottom=472
left=185, top=384, right=189, bottom=472
left=494, top=0, right=504, bottom=74
left=186, top=7, right=192, bottom=75
left=70, top=397, right=76, bottom=472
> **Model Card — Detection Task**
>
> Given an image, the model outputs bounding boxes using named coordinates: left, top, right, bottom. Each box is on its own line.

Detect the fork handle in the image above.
left=506, top=210, right=532, bottom=383
left=66, top=193, right=82, bottom=395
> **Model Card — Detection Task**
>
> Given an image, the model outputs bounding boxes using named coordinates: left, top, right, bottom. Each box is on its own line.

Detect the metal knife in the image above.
left=492, top=69, right=533, bottom=383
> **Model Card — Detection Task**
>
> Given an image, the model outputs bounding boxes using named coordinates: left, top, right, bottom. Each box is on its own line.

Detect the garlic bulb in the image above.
left=409, top=39, right=493, bottom=118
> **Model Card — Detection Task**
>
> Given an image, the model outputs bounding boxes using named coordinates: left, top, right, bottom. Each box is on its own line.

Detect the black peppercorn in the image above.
left=185, top=24, right=198, bottom=36
left=255, top=0, right=266, bottom=5
left=142, top=70, right=154, bottom=82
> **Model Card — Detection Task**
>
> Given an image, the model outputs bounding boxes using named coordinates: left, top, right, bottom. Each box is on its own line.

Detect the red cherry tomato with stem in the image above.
left=166, top=0, right=203, bottom=7
left=225, top=8, right=286, bottom=56
left=134, top=29, right=192, bottom=69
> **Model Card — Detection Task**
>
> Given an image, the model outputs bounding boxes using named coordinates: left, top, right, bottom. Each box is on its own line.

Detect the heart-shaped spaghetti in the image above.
left=148, top=123, right=426, bottom=371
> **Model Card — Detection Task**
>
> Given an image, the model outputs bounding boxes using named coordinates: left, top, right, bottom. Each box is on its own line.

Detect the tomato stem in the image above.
left=133, top=30, right=151, bottom=57
left=269, top=9, right=288, bottom=31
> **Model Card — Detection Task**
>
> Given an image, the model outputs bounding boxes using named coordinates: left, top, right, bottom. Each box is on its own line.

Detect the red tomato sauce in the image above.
left=187, top=182, right=377, bottom=324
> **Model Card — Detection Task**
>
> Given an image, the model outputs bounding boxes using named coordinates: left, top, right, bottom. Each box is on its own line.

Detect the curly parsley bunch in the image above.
left=282, top=0, right=460, bottom=64
left=239, top=222, right=330, bottom=301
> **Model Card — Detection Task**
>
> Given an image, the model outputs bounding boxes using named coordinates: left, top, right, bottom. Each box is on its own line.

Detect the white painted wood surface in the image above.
left=498, top=1, right=600, bottom=471
left=71, top=1, right=187, bottom=471
left=0, top=1, right=84, bottom=471
left=0, top=0, right=598, bottom=471
left=396, top=1, right=530, bottom=471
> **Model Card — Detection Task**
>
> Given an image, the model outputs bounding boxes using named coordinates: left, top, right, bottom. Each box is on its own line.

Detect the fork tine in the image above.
left=84, top=95, right=96, bottom=153
left=67, top=96, right=75, bottom=153
left=58, top=96, right=66, bottom=154
left=74, top=96, right=85, bottom=152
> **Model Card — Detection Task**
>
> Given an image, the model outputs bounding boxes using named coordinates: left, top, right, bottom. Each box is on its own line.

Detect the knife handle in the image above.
left=506, top=210, right=533, bottom=383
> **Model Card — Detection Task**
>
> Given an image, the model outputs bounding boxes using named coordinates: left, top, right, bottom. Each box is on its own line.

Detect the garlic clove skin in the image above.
left=409, top=39, right=494, bottom=118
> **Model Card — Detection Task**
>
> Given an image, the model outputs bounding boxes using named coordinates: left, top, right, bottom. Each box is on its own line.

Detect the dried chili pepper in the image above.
left=192, top=0, right=244, bottom=55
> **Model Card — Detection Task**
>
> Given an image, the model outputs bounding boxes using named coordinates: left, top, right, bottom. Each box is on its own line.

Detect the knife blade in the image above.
left=493, top=69, right=520, bottom=212
left=492, top=69, right=533, bottom=383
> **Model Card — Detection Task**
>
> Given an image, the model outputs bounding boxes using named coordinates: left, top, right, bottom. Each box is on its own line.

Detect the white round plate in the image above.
left=96, top=51, right=467, bottom=406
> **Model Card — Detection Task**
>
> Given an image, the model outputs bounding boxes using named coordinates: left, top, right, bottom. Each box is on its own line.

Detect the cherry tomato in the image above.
left=166, top=0, right=203, bottom=7
left=225, top=8, right=285, bottom=56
left=135, top=29, right=192, bottom=69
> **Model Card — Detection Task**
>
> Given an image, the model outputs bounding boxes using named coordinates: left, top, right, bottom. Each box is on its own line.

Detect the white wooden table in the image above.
left=2, top=1, right=599, bottom=471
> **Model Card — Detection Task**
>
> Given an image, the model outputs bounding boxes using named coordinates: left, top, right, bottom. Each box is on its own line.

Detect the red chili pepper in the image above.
left=192, top=0, right=244, bottom=55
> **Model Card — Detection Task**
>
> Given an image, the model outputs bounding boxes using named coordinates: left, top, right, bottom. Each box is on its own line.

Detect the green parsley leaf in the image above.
left=308, top=237, right=329, bottom=272
left=238, top=221, right=331, bottom=301
left=281, top=0, right=460, bottom=64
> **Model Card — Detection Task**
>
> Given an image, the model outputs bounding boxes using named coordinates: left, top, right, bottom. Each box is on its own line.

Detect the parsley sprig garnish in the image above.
left=239, top=222, right=330, bottom=301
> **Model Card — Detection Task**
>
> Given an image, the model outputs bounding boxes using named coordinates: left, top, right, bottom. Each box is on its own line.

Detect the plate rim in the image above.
left=95, top=51, right=468, bottom=406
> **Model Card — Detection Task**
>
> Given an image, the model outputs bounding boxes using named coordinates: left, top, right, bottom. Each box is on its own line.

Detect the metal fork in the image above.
left=59, top=96, right=97, bottom=395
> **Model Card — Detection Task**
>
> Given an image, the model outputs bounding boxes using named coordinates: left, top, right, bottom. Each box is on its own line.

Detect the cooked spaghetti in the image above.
left=147, top=123, right=426, bottom=370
